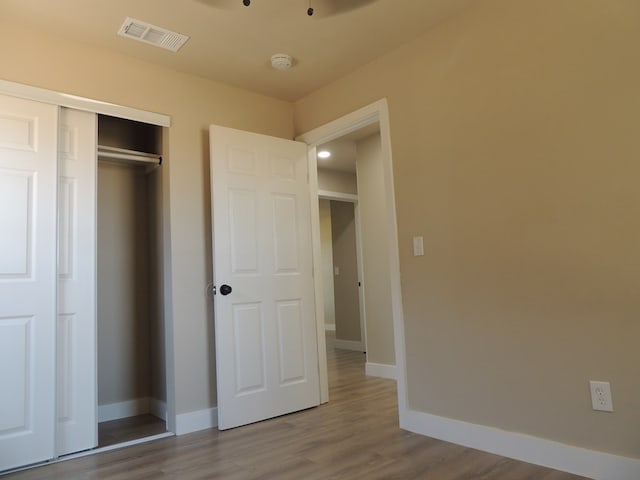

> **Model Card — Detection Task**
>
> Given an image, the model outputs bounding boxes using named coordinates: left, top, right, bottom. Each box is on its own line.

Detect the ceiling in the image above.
left=317, top=122, right=379, bottom=173
left=2, top=0, right=472, bottom=101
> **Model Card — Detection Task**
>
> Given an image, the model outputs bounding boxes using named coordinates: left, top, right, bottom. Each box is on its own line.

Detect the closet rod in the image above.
left=97, top=145, right=162, bottom=166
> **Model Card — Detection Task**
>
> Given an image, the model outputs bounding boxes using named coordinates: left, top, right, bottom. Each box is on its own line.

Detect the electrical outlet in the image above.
left=589, top=381, right=613, bottom=412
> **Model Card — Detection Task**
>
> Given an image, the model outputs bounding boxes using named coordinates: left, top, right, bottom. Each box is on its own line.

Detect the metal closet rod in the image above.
left=97, top=145, right=162, bottom=166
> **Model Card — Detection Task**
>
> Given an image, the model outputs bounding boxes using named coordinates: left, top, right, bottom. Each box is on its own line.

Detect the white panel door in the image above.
left=0, top=94, right=58, bottom=471
left=209, top=125, right=319, bottom=430
left=56, top=108, right=97, bottom=455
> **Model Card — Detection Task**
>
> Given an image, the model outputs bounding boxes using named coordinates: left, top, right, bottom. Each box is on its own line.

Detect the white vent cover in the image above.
left=118, top=17, right=189, bottom=52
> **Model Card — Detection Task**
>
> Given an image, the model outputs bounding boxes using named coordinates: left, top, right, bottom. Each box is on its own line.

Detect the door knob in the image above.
left=219, top=284, right=232, bottom=296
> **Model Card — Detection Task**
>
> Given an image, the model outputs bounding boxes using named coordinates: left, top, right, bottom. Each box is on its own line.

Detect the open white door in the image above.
left=56, top=108, right=97, bottom=455
left=0, top=94, right=58, bottom=470
left=209, top=125, right=319, bottom=430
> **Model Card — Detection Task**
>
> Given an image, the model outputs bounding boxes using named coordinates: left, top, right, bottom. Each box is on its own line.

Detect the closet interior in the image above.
left=96, top=115, right=167, bottom=446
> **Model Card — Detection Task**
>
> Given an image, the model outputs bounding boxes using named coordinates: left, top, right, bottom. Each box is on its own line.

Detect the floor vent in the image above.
left=117, top=17, right=189, bottom=52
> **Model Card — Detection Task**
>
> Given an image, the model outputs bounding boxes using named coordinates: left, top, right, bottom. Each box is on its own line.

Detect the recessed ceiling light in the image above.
left=317, top=150, right=331, bottom=159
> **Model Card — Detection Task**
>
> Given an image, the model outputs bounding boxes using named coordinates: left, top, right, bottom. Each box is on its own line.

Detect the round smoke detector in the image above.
left=271, top=53, right=293, bottom=71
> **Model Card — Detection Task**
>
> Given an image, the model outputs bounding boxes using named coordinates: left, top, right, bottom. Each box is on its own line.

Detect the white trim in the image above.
left=318, top=189, right=358, bottom=202
left=307, top=145, right=330, bottom=405
left=324, top=323, right=336, bottom=331
left=98, top=398, right=167, bottom=423
left=98, top=398, right=151, bottom=423
left=353, top=203, right=368, bottom=357
left=316, top=189, right=367, bottom=355
left=175, top=407, right=218, bottom=435
left=298, top=98, right=407, bottom=423
left=402, top=409, right=640, bottom=480
left=297, top=103, right=381, bottom=146
left=333, top=339, right=363, bottom=352
left=0, top=79, right=170, bottom=127
left=365, top=362, right=397, bottom=380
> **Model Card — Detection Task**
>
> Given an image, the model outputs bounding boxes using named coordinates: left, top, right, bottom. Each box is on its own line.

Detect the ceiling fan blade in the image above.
left=194, top=0, right=239, bottom=10
left=318, top=0, right=379, bottom=17
left=194, top=0, right=379, bottom=16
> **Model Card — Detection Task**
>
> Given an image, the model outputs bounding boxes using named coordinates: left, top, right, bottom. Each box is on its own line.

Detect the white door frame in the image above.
left=297, top=99, right=408, bottom=416
left=0, top=80, right=177, bottom=437
left=317, top=192, right=368, bottom=357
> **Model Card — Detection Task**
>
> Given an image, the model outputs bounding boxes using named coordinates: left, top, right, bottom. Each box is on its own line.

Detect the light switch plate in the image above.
left=413, top=236, right=424, bottom=256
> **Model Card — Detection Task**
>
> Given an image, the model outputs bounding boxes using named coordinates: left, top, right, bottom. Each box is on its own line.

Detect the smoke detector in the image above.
left=271, top=54, right=293, bottom=71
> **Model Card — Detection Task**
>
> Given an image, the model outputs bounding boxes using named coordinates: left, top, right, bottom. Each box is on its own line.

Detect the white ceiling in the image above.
left=317, top=138, right=358, bottom=173
left=317, top=122, right=380, bottom=173
left=2, top=0, right=472, bottom=101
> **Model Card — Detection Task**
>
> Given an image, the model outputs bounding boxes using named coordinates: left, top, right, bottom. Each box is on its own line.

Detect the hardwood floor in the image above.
left=4, top=334, right=590, bottom=479
left=99, top=414, right=167, bottom=448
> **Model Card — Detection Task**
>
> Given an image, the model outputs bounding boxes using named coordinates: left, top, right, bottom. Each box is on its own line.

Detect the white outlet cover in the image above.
left=589, top=381, right=613, bottom=412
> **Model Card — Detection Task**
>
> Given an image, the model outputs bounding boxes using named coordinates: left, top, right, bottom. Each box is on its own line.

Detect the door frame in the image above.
left=297, top=98, right=408, bottom=416
left=317, top=192, right=367, bottom=356
left=0, top=79, right=177, bottom=438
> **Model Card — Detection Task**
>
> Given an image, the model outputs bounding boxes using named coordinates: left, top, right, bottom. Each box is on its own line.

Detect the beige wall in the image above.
left=330, top=201, right=361, bottom=343
left=356, top=134, right=395, bottom=365
left=0, top=20, right=294, bottom=417
left=317, top=169, right=358, bottom=194
left=6, top=0, right=640, bottom=460
left=295, top=0, right=640, bottom=458
left=97, top=162, right=152, bottom=405
left=319, top=200, right=336, bottom=328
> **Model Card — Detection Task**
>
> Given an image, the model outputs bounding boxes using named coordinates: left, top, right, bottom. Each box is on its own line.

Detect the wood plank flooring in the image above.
left=4, top=334, right=590, bottom=479
left=99, top=414, right=167, bottom=448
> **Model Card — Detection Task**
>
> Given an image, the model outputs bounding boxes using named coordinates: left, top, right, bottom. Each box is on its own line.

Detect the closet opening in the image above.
left=96, top=115, right=168, bottom=447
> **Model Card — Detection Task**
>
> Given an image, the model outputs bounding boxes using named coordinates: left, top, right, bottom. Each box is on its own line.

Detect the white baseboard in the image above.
left=365, top=362, right=397, bottom=380
left=324, top=324, right=336, bottom=331
left=98, top=397, right=168, bottom=423
left=401, top=409, right=640, bottom=480
left=333, top=339, right=363, bottom=351
left=98, top=398, right=150, bottom=422
left=175, top=407, right=218, bottom=435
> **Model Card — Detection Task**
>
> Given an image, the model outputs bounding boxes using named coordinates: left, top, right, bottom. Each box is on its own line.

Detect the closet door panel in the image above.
left=57, top=108, right=97, bottom=455
left=0, top=94, right=58, bottom=472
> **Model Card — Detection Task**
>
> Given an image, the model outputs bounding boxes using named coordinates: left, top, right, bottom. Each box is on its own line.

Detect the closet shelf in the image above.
left=97, top=145, right=162, bottom=166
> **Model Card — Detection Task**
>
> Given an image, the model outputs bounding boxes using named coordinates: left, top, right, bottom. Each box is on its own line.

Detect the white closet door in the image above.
left=57, top=108, right=97, bottom=455
left=0, top=94, right=58, bottom=471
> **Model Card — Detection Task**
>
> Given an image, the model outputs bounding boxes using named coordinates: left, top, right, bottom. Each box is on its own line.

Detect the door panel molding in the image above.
left=210, top=125, right=320, bottom=430
left=0, top=94, right=58, bottom=472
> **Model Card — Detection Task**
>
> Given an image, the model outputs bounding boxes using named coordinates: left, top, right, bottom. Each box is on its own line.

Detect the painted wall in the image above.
left=317, top=169, right=358, bottom=194
left=0, top=20, right=294, bottom=419
left=356, top=134, right=395, bottom=365
left=330, top=201, right=361, bottom=343
left=319, top=199, right=336, bottom=329
left=97, top=162, right=152, bottom=406
left=294, top=0, right=640, bottom=458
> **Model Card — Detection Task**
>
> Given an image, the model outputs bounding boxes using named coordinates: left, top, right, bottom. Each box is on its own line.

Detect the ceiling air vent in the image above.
left=118, top=17, right=189, bottom=52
